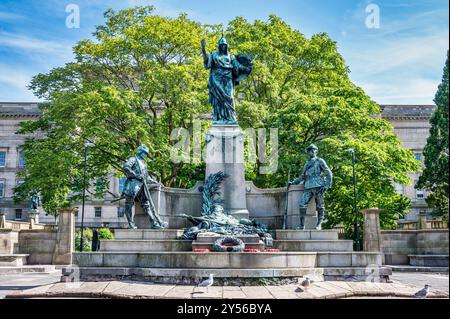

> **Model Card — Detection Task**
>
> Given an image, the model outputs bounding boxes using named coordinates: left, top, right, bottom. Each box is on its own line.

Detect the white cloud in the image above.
left=352, top=31, right=448, bottom=75
left=0, top=63, right=39, bottom=102
left=0, top=11, right=27, bottom=21
left=0, top=31, right=71, bottom=54
left=359, top=78, right=439, bottom=104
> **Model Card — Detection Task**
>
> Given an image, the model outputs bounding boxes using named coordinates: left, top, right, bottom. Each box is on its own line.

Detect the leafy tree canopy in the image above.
left=417, top=52, right=449, bottom=221
left=15, top=6, right=418, bottom=233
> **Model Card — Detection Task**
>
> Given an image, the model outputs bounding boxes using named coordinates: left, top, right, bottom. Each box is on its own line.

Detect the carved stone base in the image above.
left=205, top=125, right=249, bottom=220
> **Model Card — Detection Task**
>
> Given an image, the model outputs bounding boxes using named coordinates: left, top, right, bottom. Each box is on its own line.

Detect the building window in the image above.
left=95, top=179, right=105, bottom=196
left=94, top=207, right=102, bottom=218
left=416, top=189, right=425, bottom=199
left=414, top=153, right=422, bottom=162
left=118, top=177, right=127, bottom=194
left=15, top=209, right=22, bottom=220
left=393, top=183, right=404, bottom=195
left=117, top=206, right=125, bottom=218
left=0, top=151, right=6, bottom=167
left=18, top=149, right=26, bottom=168
left=415, top=180, right=425, bottom=199
left=0, top=179, right=5, bottom=198
left=16, top=179, right=24, bottom=186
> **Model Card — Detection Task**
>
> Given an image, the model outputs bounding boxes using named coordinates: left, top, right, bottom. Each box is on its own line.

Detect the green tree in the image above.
left=14, top=6, right=215, bottom=215
left=15, top=7, right=419, bottom=234
left=227, top=16, right=418, bottom=235
left=417, top=52, right=449, bottom=221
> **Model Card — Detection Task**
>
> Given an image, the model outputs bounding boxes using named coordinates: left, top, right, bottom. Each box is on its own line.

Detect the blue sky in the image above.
left=0, top=0, right=448, bottom=104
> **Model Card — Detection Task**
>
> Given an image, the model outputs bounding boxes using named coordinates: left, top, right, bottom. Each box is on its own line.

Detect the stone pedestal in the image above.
left=363, top=208, right=382, bottom=252
left=205, top=125, right=249, bottom=220
left=418, top=211, right=428, bottom=229
left=52, top=208, right=76, bottom=265
left=0, top=213, right=5, bottom=229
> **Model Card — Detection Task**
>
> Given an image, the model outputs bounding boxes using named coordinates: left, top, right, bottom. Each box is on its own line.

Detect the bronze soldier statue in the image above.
left=121, top=144, right=167, bottom=229
left=289, top=144, right=333, bottom=230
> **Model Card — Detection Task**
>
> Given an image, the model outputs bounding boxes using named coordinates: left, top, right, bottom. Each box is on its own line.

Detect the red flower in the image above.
left=243, top=248, right=260, bottom=252
left=192, top=249, right=210, bottom=252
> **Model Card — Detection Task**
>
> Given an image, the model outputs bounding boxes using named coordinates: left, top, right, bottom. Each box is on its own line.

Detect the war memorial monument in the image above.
left=61, top=34, right=391, bottom=284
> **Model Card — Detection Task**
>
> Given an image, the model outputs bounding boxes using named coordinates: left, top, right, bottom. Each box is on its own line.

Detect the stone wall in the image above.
left=381, top=229, right=449, bottom=265
left=0, top=229, right=19, bottom=254
left=135, top=181, right=318, bottom=229
left=19, top=229, right=57, bottom=264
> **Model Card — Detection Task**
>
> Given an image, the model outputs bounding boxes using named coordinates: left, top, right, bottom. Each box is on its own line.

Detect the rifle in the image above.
left=135, top=160, right=164, bottom=224
left=110, top=196, right=126, bottom=203
left=282, top=168, right=291, bottom=230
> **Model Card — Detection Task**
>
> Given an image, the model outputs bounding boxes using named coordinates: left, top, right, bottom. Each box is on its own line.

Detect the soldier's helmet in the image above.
left=306, top=144, right=319, bottom=152
left=218, top=29, right=228, bottom=48
left=137, top=144, right=149, bottom=155
left=218, top=36, right=228, bottom=46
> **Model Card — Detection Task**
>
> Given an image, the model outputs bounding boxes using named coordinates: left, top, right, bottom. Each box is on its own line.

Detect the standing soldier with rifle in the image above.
left=121, top=144, right=167, bottom=229
left=289, top=144, right=333, bottom=230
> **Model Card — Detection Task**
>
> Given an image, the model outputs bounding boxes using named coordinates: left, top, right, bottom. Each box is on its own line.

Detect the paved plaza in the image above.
left=0, top=271, right=448, bottom=299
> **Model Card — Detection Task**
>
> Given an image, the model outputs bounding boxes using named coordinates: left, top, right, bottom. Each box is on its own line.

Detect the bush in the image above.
left=75, top=227, right=93, bottom=252
left=98, top=227, right=115, bottom=240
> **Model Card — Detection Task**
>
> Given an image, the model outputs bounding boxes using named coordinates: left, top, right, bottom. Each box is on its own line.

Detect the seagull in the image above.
left=300, top=277, right=311, bottom=290
left=414, top=284, right=430, bottom=298
left=197, top=274, right=214, bottom=293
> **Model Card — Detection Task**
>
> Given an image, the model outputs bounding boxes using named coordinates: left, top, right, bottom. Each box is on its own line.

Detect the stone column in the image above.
left=418, top=211, right=428, bottom=230
left=205, top=125, right=249, bottom=220
left=363, top=208, right=382, bottom=252
left=0, top=212, right=5, bottom=229
left=52, top=208, right=76, bottom=265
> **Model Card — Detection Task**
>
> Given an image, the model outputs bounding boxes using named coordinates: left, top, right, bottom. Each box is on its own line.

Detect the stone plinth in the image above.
left=0, top=213, right=5, bottom=228
left=205, top=125, right=249, bottom=220
left=363, top=208, right=382, bottom=252
left=52, top=208, right=76, bottom=265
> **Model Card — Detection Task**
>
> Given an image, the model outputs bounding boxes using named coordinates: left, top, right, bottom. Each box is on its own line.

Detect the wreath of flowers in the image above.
left=212, top=236, right=245, bottom=252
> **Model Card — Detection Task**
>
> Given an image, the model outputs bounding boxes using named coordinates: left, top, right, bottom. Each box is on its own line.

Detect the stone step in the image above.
left=387, top=265, right=449, bottom=273
left=408, top=254, right=449, bottom=267
left=275, top=230, right=339, bottom=240
left=100, top=240, right=192, bottom=252
left=0, top=265, right=56, bottom=274
left=114, top=229, right=184, bottom=240
left=61, top=266, right=392, bottom=283
left=73, top=251, right=382, bottom=269
left=273, top=240, right=353, bottom=252
left=0, top=254, right=28, bottom=266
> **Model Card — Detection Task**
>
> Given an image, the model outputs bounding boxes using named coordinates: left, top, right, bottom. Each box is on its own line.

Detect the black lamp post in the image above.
left=347, top=148, right=360, bottom=251
left=79, top=141, right=92, bottom=252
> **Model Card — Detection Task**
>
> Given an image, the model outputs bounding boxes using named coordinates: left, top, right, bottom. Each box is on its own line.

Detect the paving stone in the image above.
left=314, top=282, right=351, bottom=298
left=164, top=285, right=196, bottom=298
left=326, top=281, right=353, bottom=293
left=8, top=283, right=55, bottom=298
left=304, top=285, right=333, bottom=298
left=192, top=286, right=222, bottom=299
left=47, top=282, right=83, bottom=294
left=223, top=287, right=246, bottom=299
left=112, top=282, right=176, bottom=298
left=265, top=285, right=299, bottom=299
left=102, top=281, right=129, bottom=294
left=241, top=286, right=273, bottom=299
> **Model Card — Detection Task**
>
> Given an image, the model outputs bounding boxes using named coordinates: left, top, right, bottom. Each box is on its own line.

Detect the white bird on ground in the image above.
left=414, top=284, right=430, bottom=298
left=197, top=274, right=214, bottom=293
left=300, top=277, right=311, bottom=290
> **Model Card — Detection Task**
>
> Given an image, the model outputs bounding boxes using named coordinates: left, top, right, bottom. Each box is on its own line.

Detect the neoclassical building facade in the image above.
left=0, top=102, right=435, bottom=227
